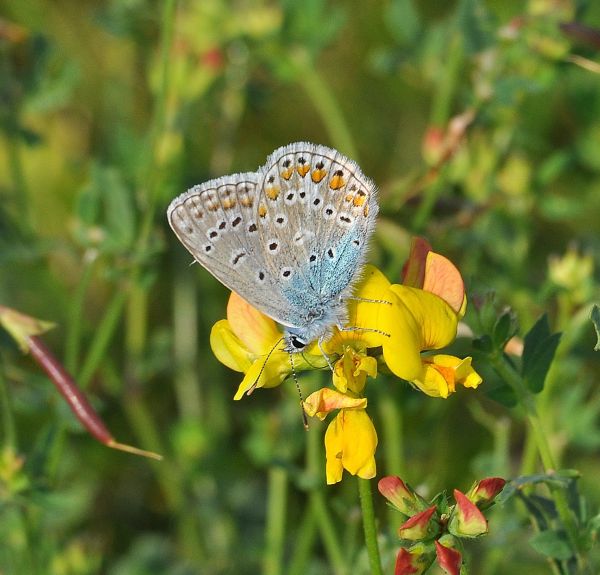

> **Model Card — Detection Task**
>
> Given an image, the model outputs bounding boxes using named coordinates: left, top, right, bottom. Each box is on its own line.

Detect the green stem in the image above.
left=172, top=269, right=202, bottom=419
left=311, top=492, right=348, bottom=575
left=4, top=130, right=31, bottom=231
left=123, top=396, right=205, bottom=564
left=490, top=353, right=583, bottom=563
left=287, top=505, right=317, bottom=575
left=414, top=33, right=464, bottom=231
left=0, top=365, right=17, bottom=449
left=77, top=290, right=127, bottom=389
left=64, top=253, right=97, bottom=374
left=290, top=48, right=358, bottom=159
left=358, top=478, right=384, bottom=575
left=378, top=394, right=405, bottom=530
left=264, top=466, right=288, bottom=575
left=305, top=415, right=347, bottom=575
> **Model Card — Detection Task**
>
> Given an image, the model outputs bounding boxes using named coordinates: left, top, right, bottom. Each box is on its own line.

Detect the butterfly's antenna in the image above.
left=251, top=336, right=285, bottom=391
left=288, top=351, right=309, bottom=429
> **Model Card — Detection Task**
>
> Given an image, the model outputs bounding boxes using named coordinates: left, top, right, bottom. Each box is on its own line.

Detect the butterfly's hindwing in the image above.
left=167, top=173, right=297, bottom=325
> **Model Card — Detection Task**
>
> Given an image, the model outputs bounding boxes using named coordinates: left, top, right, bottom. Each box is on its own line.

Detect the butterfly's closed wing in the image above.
left=167, top=142, right=379, bottom=347
left=167, top=173, right=298, bottom=326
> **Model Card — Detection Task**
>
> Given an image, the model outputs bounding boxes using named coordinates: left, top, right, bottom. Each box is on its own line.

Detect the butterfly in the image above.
left=167, top=142, right=378, bottom=354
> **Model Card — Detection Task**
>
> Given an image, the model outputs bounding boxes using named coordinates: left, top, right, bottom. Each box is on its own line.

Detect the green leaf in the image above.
left=529, top=530, right=573, bottom=560
left=492, top=309, right=518, bottom=350
left=522, top=315, right=561, bottom=393
left=591, top=304, right=600, bottom=351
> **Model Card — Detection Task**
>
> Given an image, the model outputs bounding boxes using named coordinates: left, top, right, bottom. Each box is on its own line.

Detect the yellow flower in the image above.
left=208, top=237, right=483, bottom=484
left=413, top=355, right=483, bottom=398
left=210, top=291, right=327, bottom=400
left=303, top=350, right=378, bottom=484
left=303, top=386, right=377, bottom=484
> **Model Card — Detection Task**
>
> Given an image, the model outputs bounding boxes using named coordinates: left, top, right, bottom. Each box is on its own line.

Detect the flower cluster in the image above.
left=210, top=237, right=482, bottom=483
left=378, top=475, right=506, bottom=575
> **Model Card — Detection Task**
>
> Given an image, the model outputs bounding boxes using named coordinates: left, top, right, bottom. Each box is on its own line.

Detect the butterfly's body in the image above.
left=167, top=142, right=378, bottom=352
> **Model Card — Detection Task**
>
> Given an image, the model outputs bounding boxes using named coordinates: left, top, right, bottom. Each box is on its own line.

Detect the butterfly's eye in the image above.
left=289, top=335, right=307, bottom=350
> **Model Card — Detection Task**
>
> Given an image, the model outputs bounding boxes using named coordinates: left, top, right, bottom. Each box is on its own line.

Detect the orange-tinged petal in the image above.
left=210, top=319, right=253, bottom=373
left=390, top=286, right=458, bottom=351
left=401, top=238, right=466, bottom=316
left=227, top=291, right=281, bottom=354
left=412, top=363, right=453, bottom=398
left=325, top=409, right=377, bottom=484
left=423, top=251, right=466, bottom=317
left=303, top=388, right=367, bottom=419
left=413, top=355, right=483, bottom=398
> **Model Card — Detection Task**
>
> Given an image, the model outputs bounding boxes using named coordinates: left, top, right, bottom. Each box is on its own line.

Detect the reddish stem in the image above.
left=28, top=335, right=112, bottom=443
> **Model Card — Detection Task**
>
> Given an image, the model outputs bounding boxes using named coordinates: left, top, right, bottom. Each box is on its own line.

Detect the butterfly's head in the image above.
left=284, top=332, right=309, bottom=353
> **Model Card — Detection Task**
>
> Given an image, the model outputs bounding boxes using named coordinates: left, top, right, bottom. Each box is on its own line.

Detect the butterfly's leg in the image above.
left=343, top=296, right=393, bottom=306
left=337, top=325, right=391, bottom=338
left=317, top=336, right=336, bottom=372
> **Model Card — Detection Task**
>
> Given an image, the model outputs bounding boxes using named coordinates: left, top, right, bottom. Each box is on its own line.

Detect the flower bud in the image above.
left=467, top=477, right=506, bottom=509
left=435, top=536, right=462, bottom=575
left=398, top=506, right=439, bottom=541
left=378, top=476, right=427, bottom=516
left=449, top=489, right=488, bottom=537
left=394, top=542, right=436, bottom=575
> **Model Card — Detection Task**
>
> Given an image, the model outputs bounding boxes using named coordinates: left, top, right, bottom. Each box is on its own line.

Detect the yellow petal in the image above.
left=210, top=319, right=253, bottom=373
left=390, top=285, right=458, bottom=351
left=325, top=265, right=391, bottom=350
left=227, top=291, right=281, bottom=354
left=233, top=349, right=292, bottom=400
left=328, top=266, right=424, bottom=381
left=324, top=410, right=378, bottom=484
left=303, top=388, right=367, bottom=419
left=332, top=347, right=378, bottom=394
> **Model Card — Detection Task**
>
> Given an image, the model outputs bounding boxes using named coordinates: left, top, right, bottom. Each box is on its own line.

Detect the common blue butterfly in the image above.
left=167, top=142, right=378, bottom=353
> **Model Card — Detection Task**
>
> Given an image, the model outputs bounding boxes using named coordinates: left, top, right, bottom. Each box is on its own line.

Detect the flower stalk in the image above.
left=489, top=350, right=584, bottom=566
left=358, top=478, right=384, bottom=575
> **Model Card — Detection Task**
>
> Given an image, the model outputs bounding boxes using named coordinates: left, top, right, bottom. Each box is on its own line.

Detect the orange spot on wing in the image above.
left=329, top=174, right=345, bottom=190
left=297, top=164, right=310, bottom=177
left=312, top=169, right=327, bottom=183
left=353, top=191, right=367, bottom=207
left=222, top=198, right=237, bottom=210
left=258, top=204, right=267, bottom=218
left=266, top=186, right=280, bottom=200
left=281, top=168, right=294, bottom=180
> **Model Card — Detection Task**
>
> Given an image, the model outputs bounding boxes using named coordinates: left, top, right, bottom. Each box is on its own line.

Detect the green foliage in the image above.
left=522, top=314, right=562, bottom=394
left=1, top=0, right=600, bottom=574
left=591, top=304, right=600, bottom=351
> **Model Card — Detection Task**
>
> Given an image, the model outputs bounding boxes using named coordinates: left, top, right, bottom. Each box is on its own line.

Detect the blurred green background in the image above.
left=1, top=0, right=600, bottom=573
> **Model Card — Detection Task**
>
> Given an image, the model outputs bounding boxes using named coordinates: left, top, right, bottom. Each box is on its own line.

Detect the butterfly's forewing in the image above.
left=167, top=173, right=297, bottom=326
left=255, top=143, right=378, bottom=318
